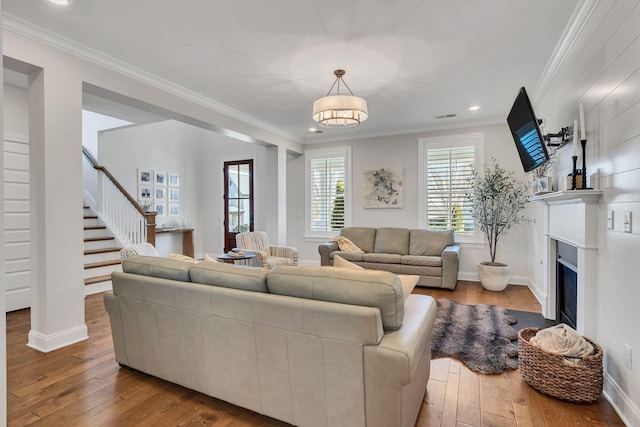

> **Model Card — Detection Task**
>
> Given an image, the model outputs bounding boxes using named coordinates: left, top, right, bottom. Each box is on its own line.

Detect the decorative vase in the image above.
left=477, top=262, right=510, bottom=291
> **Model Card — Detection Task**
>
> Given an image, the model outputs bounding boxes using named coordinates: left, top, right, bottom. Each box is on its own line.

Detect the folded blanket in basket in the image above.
left=529, top=324, right=595, bottom=365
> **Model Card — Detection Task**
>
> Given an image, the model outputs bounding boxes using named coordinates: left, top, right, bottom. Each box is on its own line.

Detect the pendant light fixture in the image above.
left=312, top=69, right=368, bottom=128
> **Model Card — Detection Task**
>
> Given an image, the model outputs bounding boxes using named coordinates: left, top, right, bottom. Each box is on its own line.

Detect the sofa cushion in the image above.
left=401, top=255, right=442, bottom=267
left=122, top=255, right=192, bottom=282
left=331, top=251, right=364, bottom=262
left=333, top=254, right=364, bottom=269
left=336, top=255, right=416, bottom=301
left=340, top=227, right=377, bottom=253
left=409, top=229, right=454, bottom=256
left=189, top=261, right=269, bottom=292
left=266, top=266, right=404, bottom=331
left=363, top=253, right=402, bottom=264
left=374, top=227, right=410, bottom=255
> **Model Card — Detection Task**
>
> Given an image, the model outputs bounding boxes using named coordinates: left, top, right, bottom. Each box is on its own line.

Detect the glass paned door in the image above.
left=224, top=160, right=254, bottom=252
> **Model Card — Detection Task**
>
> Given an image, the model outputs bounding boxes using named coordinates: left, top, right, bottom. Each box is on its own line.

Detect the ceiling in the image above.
left=3, top=0, right=579, bottom=143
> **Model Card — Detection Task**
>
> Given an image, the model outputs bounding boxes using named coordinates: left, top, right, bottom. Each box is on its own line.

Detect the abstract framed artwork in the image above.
left=362, top=167, right=403, bottom=208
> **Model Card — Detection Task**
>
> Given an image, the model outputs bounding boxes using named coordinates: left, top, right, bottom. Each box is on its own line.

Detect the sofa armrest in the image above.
left=318, top=242, right=339, bottom=266
left=270, top=245, right=298, bottom=265
left=363, top=295, right=437, bottom=426
left=441, top=244, right=460, bottom=290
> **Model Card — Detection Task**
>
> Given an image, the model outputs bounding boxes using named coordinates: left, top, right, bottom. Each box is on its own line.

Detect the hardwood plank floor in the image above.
left=6, top=281, right=624, bottom=426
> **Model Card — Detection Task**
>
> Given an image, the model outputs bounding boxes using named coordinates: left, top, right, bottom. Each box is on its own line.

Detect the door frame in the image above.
left=222, top=157, right=255, bottom=253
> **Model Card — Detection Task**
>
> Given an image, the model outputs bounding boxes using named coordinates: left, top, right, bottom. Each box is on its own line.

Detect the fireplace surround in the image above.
left=531, top=190, right=602, bottom=337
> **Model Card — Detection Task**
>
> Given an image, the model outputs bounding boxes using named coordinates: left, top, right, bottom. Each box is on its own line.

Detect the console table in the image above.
left=156, top=227, right=194, bottom=258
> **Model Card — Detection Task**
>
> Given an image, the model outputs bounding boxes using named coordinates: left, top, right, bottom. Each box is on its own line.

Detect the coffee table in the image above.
left=216, top=252, right=256, bottom=264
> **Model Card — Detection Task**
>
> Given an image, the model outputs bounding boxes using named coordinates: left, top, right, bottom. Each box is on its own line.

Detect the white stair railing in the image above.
left=83, top=147, right=156, bottom=247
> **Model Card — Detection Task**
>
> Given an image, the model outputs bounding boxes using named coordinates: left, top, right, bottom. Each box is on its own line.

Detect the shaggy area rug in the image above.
left=431, top=299, right=519, bottom=374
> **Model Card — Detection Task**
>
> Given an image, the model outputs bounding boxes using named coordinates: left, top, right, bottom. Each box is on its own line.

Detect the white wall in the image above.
left=99, top=119, right=274, bottom=257
left=531, top=0, right=640, bottom=424
left=3, top=81, right=31, bottom=312
left=290, top=123, right=533, bottom=282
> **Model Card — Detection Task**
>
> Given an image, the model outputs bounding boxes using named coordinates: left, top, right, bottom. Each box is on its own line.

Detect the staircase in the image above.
left=83, top=205, right=122, bottom=295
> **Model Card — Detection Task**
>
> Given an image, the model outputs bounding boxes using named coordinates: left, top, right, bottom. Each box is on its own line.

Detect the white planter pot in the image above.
left=477, top=262, right=510, bottom=291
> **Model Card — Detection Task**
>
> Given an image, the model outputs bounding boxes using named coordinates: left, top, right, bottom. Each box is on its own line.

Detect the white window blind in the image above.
left=306, top=147, right=351, bottom=236
left=426, top=145, right=475, bottom=233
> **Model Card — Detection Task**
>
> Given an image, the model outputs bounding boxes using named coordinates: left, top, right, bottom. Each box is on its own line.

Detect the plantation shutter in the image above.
left=426, top=146, right=475, bottom=233
left=310, top=156, right=345, bottom=232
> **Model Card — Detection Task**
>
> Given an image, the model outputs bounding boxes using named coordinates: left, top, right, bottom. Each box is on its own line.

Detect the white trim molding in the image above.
left=534, top=0, right=601, bottom=103
left=28, top=324, right=89, bottom=353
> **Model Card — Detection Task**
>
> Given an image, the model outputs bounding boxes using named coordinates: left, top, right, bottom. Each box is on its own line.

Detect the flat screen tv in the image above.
left=507, top=87, right=550, bottom=173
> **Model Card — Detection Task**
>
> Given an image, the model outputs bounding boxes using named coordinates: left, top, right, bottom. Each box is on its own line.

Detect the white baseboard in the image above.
left=604, top=373, right=640, bottom=427
left=85, top=281, right=112, bottom=296
left=28, top=324, right=89, bottom=353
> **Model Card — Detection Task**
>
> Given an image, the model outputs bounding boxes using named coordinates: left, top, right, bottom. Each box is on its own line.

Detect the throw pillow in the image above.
left=396, top=274, right=419, bottom=300
left=204, top=254, right=221, bottom=263
left=329, top=236, right=364, bottom=253
left=169, top=253, right=197, bottom=263
left=333, top=254, right=364, bottom=269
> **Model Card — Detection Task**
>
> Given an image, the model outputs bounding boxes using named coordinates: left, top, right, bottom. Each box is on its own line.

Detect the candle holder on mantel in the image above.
left=571, top=156, right=578, bottom=190
left=580, top=139, right=593, bottom=189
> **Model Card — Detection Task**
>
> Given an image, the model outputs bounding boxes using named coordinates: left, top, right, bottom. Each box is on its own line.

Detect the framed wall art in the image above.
left=362, top=167, right=403, bottom=208
left=169, top=173, right=180, bottom=187
left=138, top=169, right=153, bottom=184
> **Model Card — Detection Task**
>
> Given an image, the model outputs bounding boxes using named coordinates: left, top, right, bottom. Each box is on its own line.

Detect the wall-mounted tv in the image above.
left=507, top=87, right=550, bottom=173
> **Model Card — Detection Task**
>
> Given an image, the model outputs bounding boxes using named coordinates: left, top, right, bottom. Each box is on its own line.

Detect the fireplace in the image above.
left=531, top=190, right=602, bottom=337
left=556, top=241, right=578, bottom=329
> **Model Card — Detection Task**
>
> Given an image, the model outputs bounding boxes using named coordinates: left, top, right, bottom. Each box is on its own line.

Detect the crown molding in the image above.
left=302, top=117, right=505, bottom=144
left=2, top=14, right=302, bottom=144
left=534, top=0, right=600, bottom=103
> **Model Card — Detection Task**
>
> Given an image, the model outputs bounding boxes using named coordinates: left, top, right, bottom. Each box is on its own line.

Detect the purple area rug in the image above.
left=431, top=299, right=519, bottom=374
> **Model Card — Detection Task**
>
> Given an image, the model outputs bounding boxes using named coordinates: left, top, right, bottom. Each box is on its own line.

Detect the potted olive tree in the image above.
left=468, top=160, right=529, bottom=291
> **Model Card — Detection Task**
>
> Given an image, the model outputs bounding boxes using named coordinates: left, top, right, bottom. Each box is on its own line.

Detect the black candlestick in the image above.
left=580, top=139, right=592, bottom=189
left=571, top=155, right=578, bottom=190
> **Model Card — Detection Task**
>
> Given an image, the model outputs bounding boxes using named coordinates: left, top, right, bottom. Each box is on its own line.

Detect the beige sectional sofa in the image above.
left=318, top=227, right=460, bottom=289
left=104, top=256, right=437, bottom=427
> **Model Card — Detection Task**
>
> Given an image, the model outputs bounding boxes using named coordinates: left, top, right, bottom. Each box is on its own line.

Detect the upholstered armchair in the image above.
left=235, top=231, right=298, bottom=268
left=120, top=242, right=159, bottom=260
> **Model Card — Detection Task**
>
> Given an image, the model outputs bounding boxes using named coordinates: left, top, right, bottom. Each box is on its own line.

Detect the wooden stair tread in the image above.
left=84, top=259, right=121, bottom=269
left=84, top=247, right=122, bottom=255
left=84, top=275, right=112, bottom=286
left=84, top=236, right=114, bottom=242
left=84, top=225, right=107, bottom=230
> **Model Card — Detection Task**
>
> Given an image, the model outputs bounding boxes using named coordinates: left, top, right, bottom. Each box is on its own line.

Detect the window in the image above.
left=305, top=147, right=351, bottom=237
left=418, top=134, right=484, bottom=243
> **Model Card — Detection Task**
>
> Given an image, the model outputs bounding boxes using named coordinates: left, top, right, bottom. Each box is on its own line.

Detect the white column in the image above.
left=28, top=67, right=87, bottom=352
left=0, top=11, right=8, bottom=423
left=277, top=145, right=287, bottom=245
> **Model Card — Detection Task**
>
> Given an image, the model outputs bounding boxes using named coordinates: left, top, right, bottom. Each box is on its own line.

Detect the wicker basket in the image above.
left=518, top=327, right=603, bottom=403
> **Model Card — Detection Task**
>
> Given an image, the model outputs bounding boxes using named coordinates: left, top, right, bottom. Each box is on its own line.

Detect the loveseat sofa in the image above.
left=318, top=227, right=460, bottom=289
left=104, top=256, right=437, bottom=427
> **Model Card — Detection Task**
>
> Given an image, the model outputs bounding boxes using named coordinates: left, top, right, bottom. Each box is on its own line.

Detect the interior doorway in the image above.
left=223, top=159, right=254, bottom=252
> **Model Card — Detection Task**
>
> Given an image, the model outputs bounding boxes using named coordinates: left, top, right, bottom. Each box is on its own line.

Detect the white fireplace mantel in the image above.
left=530, top=190, right=602, bottom=337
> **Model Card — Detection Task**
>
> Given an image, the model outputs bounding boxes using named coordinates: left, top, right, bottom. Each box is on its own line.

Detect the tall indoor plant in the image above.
left=468, top=160, right=529, bottom=291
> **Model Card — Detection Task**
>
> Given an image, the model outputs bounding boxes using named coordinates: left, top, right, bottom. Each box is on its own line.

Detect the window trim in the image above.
left=304, top=146, right=352, bottom=238
left=418, top=133, right=484, bottom=244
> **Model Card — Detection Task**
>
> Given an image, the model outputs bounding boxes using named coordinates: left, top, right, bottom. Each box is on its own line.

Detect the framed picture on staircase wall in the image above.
left=138, top=168, right=153, bottom=184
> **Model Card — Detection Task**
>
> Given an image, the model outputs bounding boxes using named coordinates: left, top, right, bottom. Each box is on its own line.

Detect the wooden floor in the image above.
left=6, top=281, right=624, bottom=426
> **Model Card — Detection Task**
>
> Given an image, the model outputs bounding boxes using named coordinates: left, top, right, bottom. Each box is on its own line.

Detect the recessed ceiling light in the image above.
left=469, top=105, right=480, bottom=111
left=48, top=0, right=71, bottom=6
left=308, top=127, right=323, bottom=134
